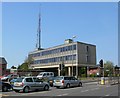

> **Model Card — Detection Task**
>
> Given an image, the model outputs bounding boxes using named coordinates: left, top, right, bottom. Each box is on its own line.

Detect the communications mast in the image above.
left=36, top=12, right=41, bottom=50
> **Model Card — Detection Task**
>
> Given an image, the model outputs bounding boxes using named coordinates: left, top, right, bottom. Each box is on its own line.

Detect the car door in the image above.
left=34, top=78, right=44, bottom=90
left=69, top=77, right=75, bottom=86
left=73, top=77, right=79, bottom=86
left=25, top=78, right=36, bottom=90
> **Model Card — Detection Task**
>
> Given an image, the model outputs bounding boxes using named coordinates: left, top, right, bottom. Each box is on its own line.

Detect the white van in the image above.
left=37, top=72, right=54, bottom=79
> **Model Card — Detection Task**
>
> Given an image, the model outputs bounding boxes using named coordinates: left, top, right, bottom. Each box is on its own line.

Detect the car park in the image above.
left=53, top=76, right=82, bottom=88
left=13, top=76, right=50, bottom=93
left=0, top=81, right=12, bottom=92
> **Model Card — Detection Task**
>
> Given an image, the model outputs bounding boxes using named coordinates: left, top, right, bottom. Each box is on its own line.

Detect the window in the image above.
left=63, top=47, right=65, bottom=52
left=43, top=73, right=47, bottom=76
left=73, top=45, right=76, bottom=50
left=64, top=77, right=70, bottom=80
left=70, top=77, right=76, bottom=80
left=47, top=73, right=49, bottom=76
left=86, top=46, right=89, bottom=52
left=73, top=55, right=76, bottom=60
left=33, top=78, right=43, bottom=82
left=26, top=78, right=33, bottom=82
left=86, top=55, right=89, bottom=63
left=50, top=73, right=53, bottom=76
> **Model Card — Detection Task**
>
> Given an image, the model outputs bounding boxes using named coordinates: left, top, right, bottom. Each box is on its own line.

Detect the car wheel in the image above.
left=2, top=86, right=8, bottom=92
left=23, top=86, right=29, bottom=93
left=66, top=83, right=70, bottom=88
left=78, top=82, right=82, bottom=87
left=44, top=85, right=49, bottom=91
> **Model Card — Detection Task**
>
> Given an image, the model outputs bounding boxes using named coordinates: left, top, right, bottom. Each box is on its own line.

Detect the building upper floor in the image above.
left=28, top=39, right=96, bottom=66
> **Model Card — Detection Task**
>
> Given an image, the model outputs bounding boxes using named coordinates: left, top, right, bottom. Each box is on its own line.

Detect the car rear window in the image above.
left=55, top=77, right=63, bottom=80
left=64, top=77, right=70, bottom=80
left=16, top=78, right=23, bottom=82
left=25, top=78, right=33, bottom=82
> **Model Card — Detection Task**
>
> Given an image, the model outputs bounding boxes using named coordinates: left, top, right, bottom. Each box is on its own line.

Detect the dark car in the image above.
left=47, top=77, right=55, bottom=87
left=0, top=81, right=12, bottom=92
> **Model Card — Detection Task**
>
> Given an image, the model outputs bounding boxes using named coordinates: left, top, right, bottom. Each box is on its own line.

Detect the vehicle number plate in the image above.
left=56, top=80, right=60, bottom=82
left=15, top=83, right=20, bottom=86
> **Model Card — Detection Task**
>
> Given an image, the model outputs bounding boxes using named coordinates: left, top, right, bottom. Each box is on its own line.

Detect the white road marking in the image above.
left=57, top=93, right=68, bottom=96
left=63, top=87, right=81, bottom=90
left=81, top=90, right=89, bottom=92
left=85, top=82, right=98, bottom=85
left=62, top=93, right=68, bottom=96
left=105, top=94, right=110, bottom=96
left=57, top=94, right=62, bottom=96
left=90, top=87, right=99, bottom=91
left=106, top=85, right=110, bottom=88
left=19, top=91, right=50, bottom=96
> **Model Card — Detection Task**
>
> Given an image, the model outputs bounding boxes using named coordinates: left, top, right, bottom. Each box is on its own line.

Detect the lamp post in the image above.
left=72, top=36, right=76, bottom=76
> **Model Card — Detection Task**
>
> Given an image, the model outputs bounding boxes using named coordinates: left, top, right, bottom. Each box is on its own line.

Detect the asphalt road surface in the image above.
left=1, top=82, right=119, bottom=97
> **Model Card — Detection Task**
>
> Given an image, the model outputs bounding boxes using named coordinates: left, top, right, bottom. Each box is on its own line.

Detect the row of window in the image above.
left=30, top=44, right=77, bottom=57
left=32, top=54, right=76, bottom=64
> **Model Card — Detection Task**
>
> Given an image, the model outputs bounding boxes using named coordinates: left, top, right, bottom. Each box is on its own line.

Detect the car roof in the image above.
left=18, top=76, right=38, bottom=78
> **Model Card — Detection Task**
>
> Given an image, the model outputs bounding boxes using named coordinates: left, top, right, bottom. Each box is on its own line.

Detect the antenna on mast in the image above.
left=36, top=6, right=41, bottom=50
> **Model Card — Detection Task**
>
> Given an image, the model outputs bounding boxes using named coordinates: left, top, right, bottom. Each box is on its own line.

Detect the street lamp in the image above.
left=72, top=36, right=76, bottom=76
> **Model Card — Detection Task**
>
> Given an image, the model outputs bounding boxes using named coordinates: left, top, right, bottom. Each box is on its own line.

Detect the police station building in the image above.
left=28, top=39, right=96, bottom=77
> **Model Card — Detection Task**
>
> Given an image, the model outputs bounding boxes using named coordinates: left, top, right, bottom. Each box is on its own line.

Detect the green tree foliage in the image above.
left=17, top=62, right=28, bottom=70
left=104, top=61, right=114, bottom=77
left=11, top=66, right=17, bottom=69
left=17, top=56, right=34, bottom=70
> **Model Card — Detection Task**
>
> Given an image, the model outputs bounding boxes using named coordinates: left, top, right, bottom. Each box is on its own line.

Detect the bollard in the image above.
left=101, top=77, right=105, bottom=85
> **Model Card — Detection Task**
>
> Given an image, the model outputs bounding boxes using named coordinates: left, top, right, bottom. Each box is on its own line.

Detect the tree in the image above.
left=17, top=55, right=34, bottom=70
left=11, top=66, right=17, bottom=69
left=25, top=55, right=34, bottom=69
left=17, top=62, right=28, bottom=70
left=104, top=61, right=114, bottom=77
left=80, top=67, right=86, bottom=77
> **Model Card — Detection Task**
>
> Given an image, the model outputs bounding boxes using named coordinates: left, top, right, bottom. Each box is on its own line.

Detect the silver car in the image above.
left=53, top=76, right=82, bottom=88
left=13, top=77, right=49, bottom=93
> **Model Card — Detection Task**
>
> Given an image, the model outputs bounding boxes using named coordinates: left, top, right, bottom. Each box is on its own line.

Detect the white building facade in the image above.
left=28, top=39, right=96, bottom=77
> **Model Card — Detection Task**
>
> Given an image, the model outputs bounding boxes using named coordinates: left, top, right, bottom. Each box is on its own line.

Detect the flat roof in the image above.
left=29, top=41, right=96, bottom=54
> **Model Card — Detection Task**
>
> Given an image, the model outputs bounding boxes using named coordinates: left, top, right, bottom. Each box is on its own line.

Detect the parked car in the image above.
left=0, top=81, right=12, bottom=92
left=47, top=77, right=56, bottom=87
left=37, top=72, right=54, bottom=79
left=13, top=76, right=50, bottom=93
left=0, top=74, right=8, bottom=79
left=10, top=78, right=17, bottom=88
left=1, top=74, right=19, bottom=82
left=53, top=76, right=82, bottom=88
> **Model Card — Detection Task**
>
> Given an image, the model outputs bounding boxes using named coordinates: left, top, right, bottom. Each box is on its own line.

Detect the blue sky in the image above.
left=2, top=2, right=118, bottom=68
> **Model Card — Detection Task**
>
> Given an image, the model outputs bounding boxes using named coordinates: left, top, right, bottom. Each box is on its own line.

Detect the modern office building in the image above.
left=28, top=39, right=96, bottom=77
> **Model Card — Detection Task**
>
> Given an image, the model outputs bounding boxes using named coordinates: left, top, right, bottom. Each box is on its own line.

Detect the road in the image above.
left=1, top=82, right=119, bottom=97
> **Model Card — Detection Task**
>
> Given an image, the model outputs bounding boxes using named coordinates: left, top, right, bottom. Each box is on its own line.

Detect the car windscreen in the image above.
left=16, top=78, right=23, bottom=82
left=7, top=74, right=11, bottom=78
left=55, top=77, right=63, bottom=80
left=39, top=73, right=43, bottom=75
